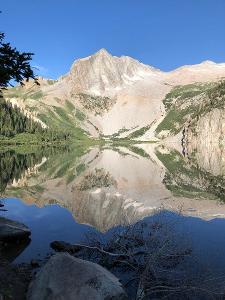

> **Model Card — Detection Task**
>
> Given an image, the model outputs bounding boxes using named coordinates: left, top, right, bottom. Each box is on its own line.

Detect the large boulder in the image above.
left=0, top=217, right=31, bottom=242
left=0, top=261, right=31, bottom=300
left=27, top=253, right=127, bottom=300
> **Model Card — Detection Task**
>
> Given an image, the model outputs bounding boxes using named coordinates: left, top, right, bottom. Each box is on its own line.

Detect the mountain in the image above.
left=65, top=48, right=161, bottom=95
left=3, top=49, right=225, bottom=140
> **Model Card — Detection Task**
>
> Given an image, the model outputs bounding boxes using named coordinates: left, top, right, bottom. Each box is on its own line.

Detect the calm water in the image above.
left=1, top=143, right=225, bottom=273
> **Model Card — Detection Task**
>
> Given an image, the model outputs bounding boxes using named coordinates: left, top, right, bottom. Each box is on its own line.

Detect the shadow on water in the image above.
left=1, top=237, right=31, bottom=263
left=2, top=198, right=225, bottom=298
left=1, top=197, right=99, bottom=263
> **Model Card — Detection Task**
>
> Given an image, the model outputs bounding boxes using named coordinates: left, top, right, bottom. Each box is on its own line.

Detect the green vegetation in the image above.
left=75, top=109, right=86, bottom=121
left=64, top=162, right=87, bottom=184
left=0, top=133, right=41, bottom=145
left=0, top=32, right=37, bottom=88
left=29, top=90, right=43, bottom=100
left=102, top=127, right=135, bottom=139
left=47, top=79, right=56, bottom=85
left=3, top=87, right=24, bottom=98
left=54, top=106, right=72, bottom=123
left=156, top=105, right=196, bottom=135
left=0, top=131, right=73, bottom=146
left=38, top=109, right=89, bottom=142
left=65, top=100, right=75, bottom=111
left=3, top=85, right=91, bottom=144
left=1, top=86, right=80, bottom=145
left=156, top=81, right=225, bottom=137
left=64, top=101, right=88, bottom=126
left=0, top=97, right=44, bottom=137
left=76, top=163, right=86, bottom=175
left=104, top=124, right=152, bottom=141
left=2, top=82, right=157, bottom=145
left=127, top=145, right=150, bottom=158
left=32, top=185, right=45, bottom=193
left=163, top=83, right=213, bottom=111
left=77, top=93, right=115, bottom=115
left=4, top=85, right=43, bottom=101
left=1, top=144, right=91, bottom=196
left=76, top=168, right=117, bottom=191
left=0, top=149, right=44, bottom=194
left=38, top=144, right=91, bottom=185
left=156, top=147, right=225, bottom=201
left=35, top=100, right=90, bottom=142
left=103, top=144, right=151, bottom=158
left=127, top=124, right=151, bottom=139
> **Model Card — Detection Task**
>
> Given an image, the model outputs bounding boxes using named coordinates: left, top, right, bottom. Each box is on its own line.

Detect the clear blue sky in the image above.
left=1, top=0, right=225, bottom=78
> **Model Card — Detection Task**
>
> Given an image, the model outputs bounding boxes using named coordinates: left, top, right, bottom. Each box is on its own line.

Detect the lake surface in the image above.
left=1, top=142, right=225, bottom=276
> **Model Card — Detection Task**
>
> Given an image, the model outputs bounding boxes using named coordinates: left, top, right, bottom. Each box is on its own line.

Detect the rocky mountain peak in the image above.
left=65, top=49, right=161, bottom=95
left=200, top=60, right=217, bottom=65
left=94, top=48, right=111, bottom=57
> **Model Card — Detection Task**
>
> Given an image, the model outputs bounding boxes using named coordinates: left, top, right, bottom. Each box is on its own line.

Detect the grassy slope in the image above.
left=156, top=147, right=225, bottom=201
left=3, top=84, right=156, bottom=143
left=156, top=81, right=225, bottom=137
left=3, top=84, right=93, bottom=144
left=6, top=80, right=225, bottom=143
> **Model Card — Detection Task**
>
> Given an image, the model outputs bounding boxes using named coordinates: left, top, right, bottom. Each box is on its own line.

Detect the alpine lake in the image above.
left=1, top=141, right=225, bottom=286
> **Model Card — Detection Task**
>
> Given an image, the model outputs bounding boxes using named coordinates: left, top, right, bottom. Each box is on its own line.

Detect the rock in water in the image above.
left=0, top=217, right=31, bottom=242
left=27, top=253, right=127, bottom=300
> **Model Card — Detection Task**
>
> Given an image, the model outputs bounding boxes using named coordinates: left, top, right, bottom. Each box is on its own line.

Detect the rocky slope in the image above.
left=3, top=49, right=225, bottom=140
left=157, top=80, right=225, bottom=175
left=187, top=107, right=225, bottom=176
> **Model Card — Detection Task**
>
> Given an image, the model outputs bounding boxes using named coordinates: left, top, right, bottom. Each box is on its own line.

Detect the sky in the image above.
left=1, top=0, right=225, bottom=79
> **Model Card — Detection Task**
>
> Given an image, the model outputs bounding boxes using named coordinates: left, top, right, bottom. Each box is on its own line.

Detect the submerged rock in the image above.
left=27, top=253, right=127, bottom=300
left=50, top=240, right=82, bottom=254
left=0, top=217, right=31, bottom=242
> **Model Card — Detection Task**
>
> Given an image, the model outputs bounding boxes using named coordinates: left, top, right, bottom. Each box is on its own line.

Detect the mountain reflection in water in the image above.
left=0, top=142, right=225, bottom=263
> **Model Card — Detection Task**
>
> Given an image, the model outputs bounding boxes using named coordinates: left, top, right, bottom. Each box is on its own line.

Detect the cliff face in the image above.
left=187, top=108, right=225, bottom=176
left=175, top=81, right=225, bottom=176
